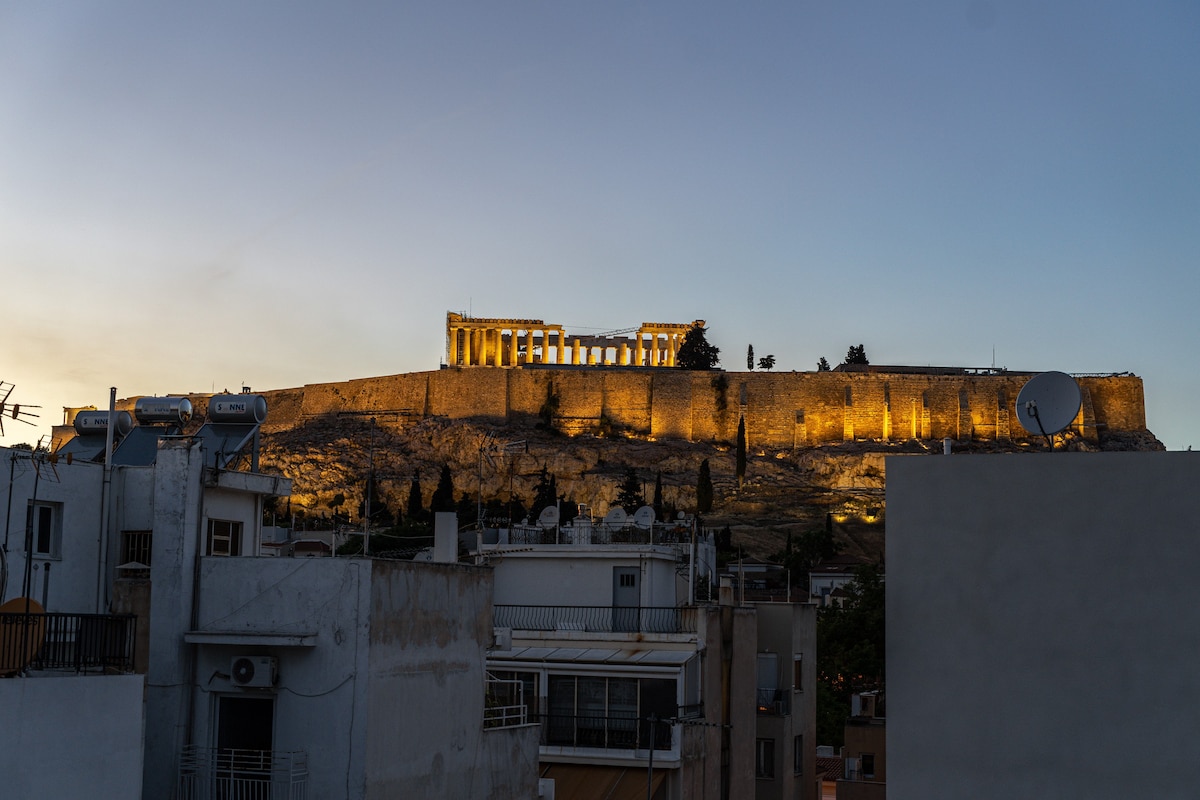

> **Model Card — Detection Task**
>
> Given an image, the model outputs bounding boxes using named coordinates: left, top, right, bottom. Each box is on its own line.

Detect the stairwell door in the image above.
left=613, top=566, right=640, bottom=632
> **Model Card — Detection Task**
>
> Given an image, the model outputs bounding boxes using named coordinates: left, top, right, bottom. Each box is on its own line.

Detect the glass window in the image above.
left=207, top=519, right=243, bottom=556
left=793, top=734, right=803, bottom=775
left=27, top=501, right=62, bottom=558
left=756, top=738, right=775, bottom=779
left=861, top=752, right=876, bottom=778
left=793, top=654, right=803, bottom=691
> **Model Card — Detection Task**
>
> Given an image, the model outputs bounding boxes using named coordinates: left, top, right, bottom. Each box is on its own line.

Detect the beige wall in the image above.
left=255, top=368, right=1146, bottom=449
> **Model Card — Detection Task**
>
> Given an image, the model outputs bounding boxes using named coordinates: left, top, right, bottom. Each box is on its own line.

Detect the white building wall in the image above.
left=0, top=673, right=145, bottom=799
left=491, top=547, right=679, bottom=607
left=886, top=452, right=1200, bottom=800
left=0, top=449, right=104, bottom=612
left=191, top=556, right=372, bottom=800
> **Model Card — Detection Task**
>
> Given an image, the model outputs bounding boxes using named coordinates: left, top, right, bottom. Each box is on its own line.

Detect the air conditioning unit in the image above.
left=230, top=656, right=277, bottom=688
left=491, top=627, right=512, bottom=651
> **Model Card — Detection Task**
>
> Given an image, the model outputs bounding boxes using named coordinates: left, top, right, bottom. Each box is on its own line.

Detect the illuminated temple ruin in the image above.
left=445, top=312, right=701, bottom=367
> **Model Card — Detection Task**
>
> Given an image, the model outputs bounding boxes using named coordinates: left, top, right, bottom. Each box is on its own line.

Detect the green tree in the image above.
left=747, top=344, right=755, bottom=370
left=675, top=322, right=721, bottom=370
left=736, top=415, right=746, bottom=488
left=529, top=465, right=558, bottom=523
left=816, top=563, right=885, bottom=746
left=817, top=357, right=831, bottom=372
left=843, top=344, right=869, bottom=365
left=406, top=470, right=425, bottom=522
left=456, top=491, right=477, bottom=528
left=652, top=472, right=664, bottom=522
left=696, top=459, right=714, bottom=513
left=758, top=354, right=776, bottom=371
left=615, top=466, right=643, bottom=514
left=431, top=464, right=455, bottom=512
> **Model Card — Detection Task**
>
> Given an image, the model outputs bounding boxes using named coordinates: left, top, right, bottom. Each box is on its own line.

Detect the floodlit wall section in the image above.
left=886, top=452, right=1200, bottom=800
left=257, top=369, right=1147, bottom=447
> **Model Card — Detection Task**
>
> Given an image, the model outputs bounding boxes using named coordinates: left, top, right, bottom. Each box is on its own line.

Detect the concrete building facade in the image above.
left=886, top=451, right=1200, bottom=800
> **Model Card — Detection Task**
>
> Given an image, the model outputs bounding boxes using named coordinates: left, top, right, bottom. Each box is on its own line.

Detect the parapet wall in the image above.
left=260, top=368, right=1147, bottom=448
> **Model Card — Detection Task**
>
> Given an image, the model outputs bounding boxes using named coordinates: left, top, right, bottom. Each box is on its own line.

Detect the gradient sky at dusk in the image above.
left=3, top=2, right=1197, bottom=449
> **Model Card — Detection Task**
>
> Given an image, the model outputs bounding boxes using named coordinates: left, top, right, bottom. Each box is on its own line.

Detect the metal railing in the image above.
left=178, top=746, right=308, bottom=800
left=539, top=713, right=674, bottom=751
left=494, top=605, right=696, bottom=634
left=507, top=524, right=695, bottom=547
left=484, top=674, right=530, bottom=729
left=0, top=611, right=136, bottom=674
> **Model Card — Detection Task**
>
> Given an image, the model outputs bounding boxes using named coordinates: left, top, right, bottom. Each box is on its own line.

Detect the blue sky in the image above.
left=2, top=1, right=1197, bottom=449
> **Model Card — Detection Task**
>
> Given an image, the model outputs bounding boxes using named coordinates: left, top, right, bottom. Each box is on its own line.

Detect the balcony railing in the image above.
left=494, top=605, right=695, bottom=634
left=756, top=688, right=791, bottom=716
left=0, top=611, right=136, bottom=674
left=178, top=746, right=308, bottom=800
left=539, top=713, right=674, bottom=751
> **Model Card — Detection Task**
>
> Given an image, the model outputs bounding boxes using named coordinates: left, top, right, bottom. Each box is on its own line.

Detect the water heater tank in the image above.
left=134, top=396, right=193, bottom=425
left=207, top=394, right=268, bottom=424
left=73, top=410, right=134, bottom=437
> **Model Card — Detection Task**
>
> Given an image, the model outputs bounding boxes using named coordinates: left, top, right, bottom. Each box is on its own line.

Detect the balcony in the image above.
left=0, top=611, right=136, bottom=674
left=178, top=746, right=308, bottom=800
left=494, top=605, right=696, bottom=635
left=756, top=688, right=791, bottom=716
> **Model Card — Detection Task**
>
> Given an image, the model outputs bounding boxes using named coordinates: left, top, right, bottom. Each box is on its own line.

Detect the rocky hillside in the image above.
left=258, top=413, right=1164, bottom=563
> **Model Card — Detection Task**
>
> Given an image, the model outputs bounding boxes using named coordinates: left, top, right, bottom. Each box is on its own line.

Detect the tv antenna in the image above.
left=0, top=381, right=40, bottom=437
left=1015, top=371, right=1082, bottom=448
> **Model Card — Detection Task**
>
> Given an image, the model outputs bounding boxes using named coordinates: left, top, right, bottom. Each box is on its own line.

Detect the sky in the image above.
left=2, top=1, right=1197, bottom=450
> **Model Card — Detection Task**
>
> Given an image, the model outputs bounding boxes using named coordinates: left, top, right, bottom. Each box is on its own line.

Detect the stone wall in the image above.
left=259, top=368, right=1148, bottom=448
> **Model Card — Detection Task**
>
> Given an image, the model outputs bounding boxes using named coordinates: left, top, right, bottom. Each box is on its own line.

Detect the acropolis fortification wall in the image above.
left=258, top=368, right=1148, bottom=448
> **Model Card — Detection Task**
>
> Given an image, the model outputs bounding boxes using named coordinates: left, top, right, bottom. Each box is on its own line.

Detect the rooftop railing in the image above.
left=494, top=605, right=696, bottom=635
left=0, top=611, right=136, bottom=675
left=507, top=524, right=695, bottom=547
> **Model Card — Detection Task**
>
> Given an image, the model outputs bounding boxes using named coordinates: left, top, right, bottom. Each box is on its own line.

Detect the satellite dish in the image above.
left=1016, top=371, right=1082, bottom=439
left=0, top=597, right=46, bottom=676
left=604, top=507, right=628, bottom=527
left=633, top=506, right=656, bottom=530
left=538, top=505, right=560, bottom=529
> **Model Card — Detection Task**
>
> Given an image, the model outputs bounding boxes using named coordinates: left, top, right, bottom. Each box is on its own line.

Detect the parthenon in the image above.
left=445, top=312, right=701, bottom=367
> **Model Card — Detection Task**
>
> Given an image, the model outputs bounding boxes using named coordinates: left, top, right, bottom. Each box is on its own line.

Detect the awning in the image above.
left=540, top=763, right=665, bottom=800
left=492, top=646, right=695, bottom=666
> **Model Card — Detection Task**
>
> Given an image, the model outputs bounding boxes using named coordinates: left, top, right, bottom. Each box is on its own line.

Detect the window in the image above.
left=546, top=674, right=676, bottom=750
left=619, top=573, right=635, bottom=587
left=756, top=738, right=775, bottom=779
left=861, top=752, right=876, bottom=779
left=26, top=501, right=62, bottom=558
left=793, top=654, right=803, bottom=691
left=207, top=520, right=243, bottom=556
left=793, top=734, right=804, bottom=775
left=121, top=530, right=152, bottom=566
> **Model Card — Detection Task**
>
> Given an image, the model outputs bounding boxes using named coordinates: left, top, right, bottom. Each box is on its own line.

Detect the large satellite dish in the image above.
left=604, top=507, right=628, bottom=527
left=537, top=505, right=560, bottom=529
left=633, top=506, right=656, bottom=530
left=1016, top=371, right=1082, bottom=441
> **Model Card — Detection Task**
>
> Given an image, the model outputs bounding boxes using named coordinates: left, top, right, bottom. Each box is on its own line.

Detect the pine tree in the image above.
left=430, top=464, right=455, bottom=512
left=529, top=465, right=558, bottom=523
left=406, top=470, right=424, bottom=522
left=652, top=472, right=664, bottom=522
left=817, top=357, right=831, bottom=372
left=747, top=344, right=755, bottom=370
left=615, top=466, right=644, bottom=514
left=675, top=322, right=721, bottom=370
left=696, top=459, right=714, bottom=514
left=843, top=344, right=869, bottom=365
left=758, top=354, right=776, bottom=371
